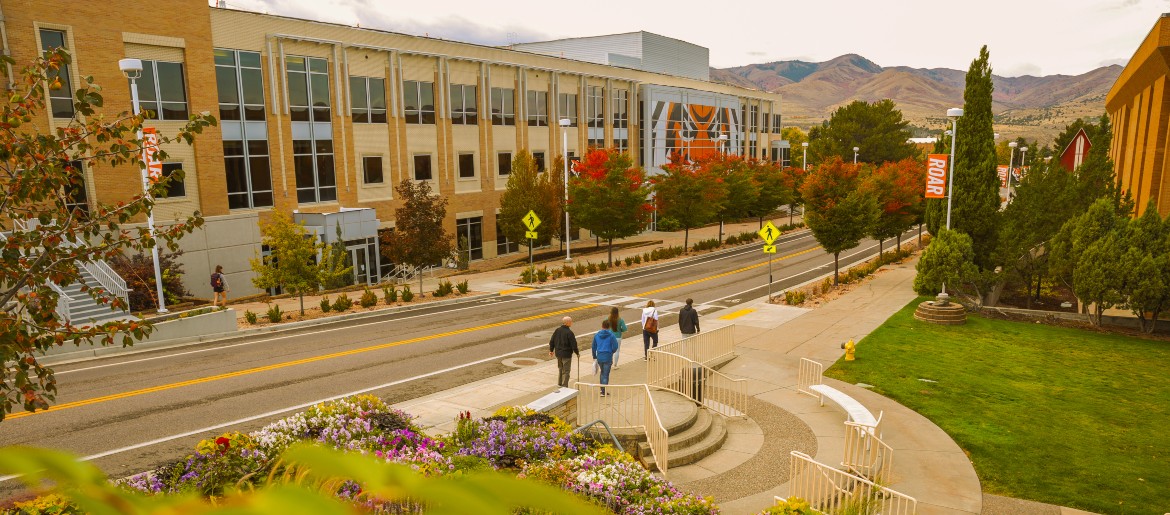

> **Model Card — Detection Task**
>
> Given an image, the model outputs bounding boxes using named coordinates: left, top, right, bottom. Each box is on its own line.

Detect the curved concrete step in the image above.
left=637, top=408, right=714, bottom=455
left=642, top=413, right=727, bottom=471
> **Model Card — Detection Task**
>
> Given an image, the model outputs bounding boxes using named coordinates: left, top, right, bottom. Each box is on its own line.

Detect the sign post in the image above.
left=759, top=221, right=780, bottom=300
left=523, top=210, right=541, bottom=283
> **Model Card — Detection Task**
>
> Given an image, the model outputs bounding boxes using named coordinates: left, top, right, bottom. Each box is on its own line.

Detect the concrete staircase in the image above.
left=56, top=267, right=133, bottom=325
left=635, top=390, right=729, bottom=472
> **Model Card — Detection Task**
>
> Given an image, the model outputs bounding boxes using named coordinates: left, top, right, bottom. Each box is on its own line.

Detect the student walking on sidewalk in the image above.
left=641, top=301, right=659, bottom=359
left=548, top=317, right=579, bottom=388
left=592, top=320, right=619, bottom=395
left=678, top=298, right=700, bottom=336
left=595, top=307, right=628, bottom=374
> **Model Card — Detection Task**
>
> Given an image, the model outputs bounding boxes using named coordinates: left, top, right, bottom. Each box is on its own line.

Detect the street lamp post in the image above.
left=944, top=108, right=963, bottom=230
left=717, top=133, right=729, bottom=156
left=801, top=141, right=808, bottom=170
left=852, top=146, right=859, bottom=165
left=1007, top=141, right=1018, bottom=197
left=119, top=58, right=167, bottom=314
left=560, top=118, right=572, bottom=262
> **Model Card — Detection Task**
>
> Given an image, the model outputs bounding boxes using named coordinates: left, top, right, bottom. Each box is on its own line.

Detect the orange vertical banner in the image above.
left=997, top=165, right=1009, bottom=187
left=925, top=154, right=948, bottom=198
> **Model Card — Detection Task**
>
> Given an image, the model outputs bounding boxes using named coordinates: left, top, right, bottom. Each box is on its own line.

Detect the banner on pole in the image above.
left=925, top=154, right=948, bottom=198
left=997, top=165, right=1009, bottom=187
left=143, top=128, right=163, bottom=183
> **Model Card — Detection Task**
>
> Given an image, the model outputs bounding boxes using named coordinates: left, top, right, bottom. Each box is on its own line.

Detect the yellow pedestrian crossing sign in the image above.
left=525, top=231, right=538, bottom=240
left=763, top=245, right=777, bottom=254
left=523, top=210, right=541, bottom=231
left=758, top=221, right=780, bottom=245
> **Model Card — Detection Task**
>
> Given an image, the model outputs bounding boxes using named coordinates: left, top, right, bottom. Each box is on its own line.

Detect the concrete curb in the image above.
left=38, top=292, right=501, bottom=367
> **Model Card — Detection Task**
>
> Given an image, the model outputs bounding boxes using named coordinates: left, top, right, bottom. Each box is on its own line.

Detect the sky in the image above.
left=213, top=0, right=1170, bottom=77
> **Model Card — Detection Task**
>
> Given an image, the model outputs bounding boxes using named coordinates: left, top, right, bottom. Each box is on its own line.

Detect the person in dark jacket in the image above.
left=548, top=316, right=579, bottom=388
left=591, top=320, right=619, bottom=395
left=678, top=298, right=700, bottom=336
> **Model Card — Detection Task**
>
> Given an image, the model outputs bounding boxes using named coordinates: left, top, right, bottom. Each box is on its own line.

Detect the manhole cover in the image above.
left=503, top=358, right=543, bottom=368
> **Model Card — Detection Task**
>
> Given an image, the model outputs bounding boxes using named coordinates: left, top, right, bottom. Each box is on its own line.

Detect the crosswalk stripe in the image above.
left=521, top=289, right=565, bottom=298
left=602, top=296, right=642, bottom=307
left=550, top=292, right=594, bottom=301
left=656, top=301, right=686, bottom=311
left=573, top=294, right=613, bottom=304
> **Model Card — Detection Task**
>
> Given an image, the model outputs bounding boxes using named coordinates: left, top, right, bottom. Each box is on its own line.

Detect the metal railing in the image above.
left=3, top=222, right=73, bottom=322
left=61, top=238, right=130, bottom=310
left=646, top=349, right=747, bottom=419
left=789, top=451, right=917, bottom=515
left=654, top=324, right=735, bottom=366
left=842, top=419, right=893, bottom=483
left=797, top=357, right=824, bottom=398
left=576, top=382, right=669, bottom=475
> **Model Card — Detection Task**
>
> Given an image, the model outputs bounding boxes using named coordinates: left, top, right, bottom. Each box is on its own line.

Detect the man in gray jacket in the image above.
left=678, top=298, right=700, bottom=336
left=548, top=316, right=579, bottom=388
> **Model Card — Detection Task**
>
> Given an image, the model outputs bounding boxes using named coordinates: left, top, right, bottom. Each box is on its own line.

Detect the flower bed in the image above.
left=101, top=397, right=717, bottom=513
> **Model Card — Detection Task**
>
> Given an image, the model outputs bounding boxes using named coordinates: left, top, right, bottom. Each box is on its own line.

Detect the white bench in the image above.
left=797, top=358, right=881, bottom=435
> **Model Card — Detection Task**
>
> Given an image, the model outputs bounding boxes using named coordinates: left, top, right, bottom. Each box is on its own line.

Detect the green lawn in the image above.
left=824, top=299, right=1170, bottom=514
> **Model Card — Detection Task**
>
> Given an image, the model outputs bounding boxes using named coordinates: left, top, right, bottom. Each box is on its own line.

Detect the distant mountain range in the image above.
left=710, top=54, right=1121, bottom=145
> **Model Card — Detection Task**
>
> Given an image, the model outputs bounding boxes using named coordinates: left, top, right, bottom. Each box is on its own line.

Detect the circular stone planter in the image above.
left=914, top=300, right=967, bottom=325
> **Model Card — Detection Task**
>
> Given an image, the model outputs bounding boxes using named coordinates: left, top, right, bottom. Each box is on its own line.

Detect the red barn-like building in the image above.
left=1059, top=128, right=1092, bottom=172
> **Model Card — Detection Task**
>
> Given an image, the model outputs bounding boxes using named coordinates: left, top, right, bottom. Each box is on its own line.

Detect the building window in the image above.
left=458, top=152, right=475, bottom=179
left=456, top=216, right=483, bottom=261
left=496, top=213, right=519, bottom=255
left=287, top=56, right=330, bottom=122
left=772, top=114, right=782, bottom=134
left=350, top=77, right=387, bottom=123
left=62, top=160, right=88, bottom=216
left=491, top=87, right=515, bottom=126
left=128, top=60, right=189, bottom=120
left=413, top=154, right=432, bottom=181
left=587, top=86, right=604, bottom=148
left=526, top=90, right=548, bottom=127
left=558, top=93, right=577, bottom=126
left=160, top=162, right=186, bottom=198
left=533, top=151, right=545, bottom=173
left=612, top=89, right=628, bottom=129
left=294, top=139, right=336, bottom=203
left=450, top=84, right=478, bottom=125
left=497, top=152, right=512, bottom=176
left=363, top=156, right=384, bottom=184
left=750, top=105, right=759, bottom=132
left=39, top=29, right=73, bottom=118
left=216, top=48, right=273, bottom=209
left=403, top=80, right=435, bottom=124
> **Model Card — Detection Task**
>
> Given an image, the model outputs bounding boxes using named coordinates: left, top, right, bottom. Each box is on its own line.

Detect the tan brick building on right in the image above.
left=1107, top=13, right=1170, bottom=217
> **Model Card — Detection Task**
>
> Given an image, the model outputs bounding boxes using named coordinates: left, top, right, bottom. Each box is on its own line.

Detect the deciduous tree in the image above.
left=0, top=50, right=215, bottom=418
left=655, top=154, right=727, bottom=250
left=382, top=179, right=454, bottom=294
left=251, top=211, right=350, bottom=316
left=498, top=151, right=556, bottom=247
left=800, top=157, right=879, bottom=285
left=865, top=158, right=925, bottom=253
left=569, top=149, right=651, bottom=264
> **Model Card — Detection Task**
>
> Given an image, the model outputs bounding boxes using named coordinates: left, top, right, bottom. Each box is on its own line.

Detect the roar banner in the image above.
left=925, top=154, right=948, bottom=198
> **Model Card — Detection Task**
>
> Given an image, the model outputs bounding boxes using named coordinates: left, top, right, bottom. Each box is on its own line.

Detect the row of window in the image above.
left=361, top=151, right=548, bottom=184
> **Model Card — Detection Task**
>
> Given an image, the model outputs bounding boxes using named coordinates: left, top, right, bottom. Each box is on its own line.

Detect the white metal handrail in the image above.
left=576, top=382, right=669, bottom=475
left=790, top=451, right=917, bottom=515
left=843, top=420, right=893, bottom=483
left=65, top=241, right=130, bottom=308
left=646, top=349, right=747, bottom=419
left=3, top=223, right=72, bottom=321
left=797, top=357, right=824, bottom=398
left=655, top=324, right=735, bottom=366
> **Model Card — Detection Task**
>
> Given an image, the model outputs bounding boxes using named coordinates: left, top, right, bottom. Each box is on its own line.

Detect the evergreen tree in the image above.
left=800, top=157, right=879, bottom=285
left=382, top=180, right=454, bottom=294
left=319, top=223, right=354, bottom=290
left=1120, top=199, right=1170, bottom=332
left=569, top=149, right=652, bottom=265
left=951, top=46, right=1001, bottom=268
left=914, top=229, right=979, bottom=297
left=807, top=99, right=917, bottom=165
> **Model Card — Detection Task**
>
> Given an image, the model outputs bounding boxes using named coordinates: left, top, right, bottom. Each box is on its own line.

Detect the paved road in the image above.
left=0, top=229, right=917, bottom=486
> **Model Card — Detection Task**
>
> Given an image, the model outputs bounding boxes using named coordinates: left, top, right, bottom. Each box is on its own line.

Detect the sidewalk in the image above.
left=388, top=256, right=988, bottom=514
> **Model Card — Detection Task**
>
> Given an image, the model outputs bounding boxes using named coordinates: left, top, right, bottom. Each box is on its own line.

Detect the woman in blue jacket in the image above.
left=591, top=320, right=619, bottom=395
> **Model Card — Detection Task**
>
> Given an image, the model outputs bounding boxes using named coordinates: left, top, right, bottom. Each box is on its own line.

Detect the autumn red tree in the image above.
left=865, top=158, right=927, bottom=254
left=801, top=157, right=879, bottom=285
left=655, top=153, right=728, bottom=249
left=778, top=166, right=807, bottom=226
left=568, top=149, right=652, bottom=264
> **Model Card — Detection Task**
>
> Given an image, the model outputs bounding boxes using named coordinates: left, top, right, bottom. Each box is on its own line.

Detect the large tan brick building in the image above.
left=4, top=1, right=782, bottom=298
left=1107, top=13, right=1170, bottom=218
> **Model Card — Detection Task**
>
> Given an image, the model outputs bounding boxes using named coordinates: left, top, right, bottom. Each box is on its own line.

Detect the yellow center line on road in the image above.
left=7, top=304, right=594, bottom=420
left=635, top=245, right=822, bottom=297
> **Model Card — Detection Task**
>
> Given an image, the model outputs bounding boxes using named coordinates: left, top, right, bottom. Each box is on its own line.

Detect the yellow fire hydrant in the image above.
left=843, top=339, right=856, bottom=361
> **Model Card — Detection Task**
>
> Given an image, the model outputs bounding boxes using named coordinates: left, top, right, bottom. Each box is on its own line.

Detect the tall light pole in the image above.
left=717, top=133, right=729, bottom=156
left=560, top=117, right=572, bottom=262
left=944, top=108, right=963, bottom=230
left=120, top=58, right=167, bottom=314
left=801, top=141, right=808, bottom=170
left=1008, top=141, right=1018, bottom=195
left=852, top=146, right=859, bottom=165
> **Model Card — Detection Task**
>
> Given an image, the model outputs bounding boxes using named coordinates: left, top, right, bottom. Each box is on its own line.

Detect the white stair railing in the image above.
left=797, top=357, right=824, bottom=398
left=576, top=382, right=669, bottom=475
left=654, top=325, right=735, bottom=366
left=842, top=419, right=893, bottom=483
left=789, top=451, right=916, bottom=515
left=646, top=349, right=747, bottom=419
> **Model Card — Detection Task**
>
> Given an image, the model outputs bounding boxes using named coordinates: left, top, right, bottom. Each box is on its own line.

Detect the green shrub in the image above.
left=575, top=262, right=586, bottom=275
left=725, top=234, right=739, bottom=245
left=536, top=267, right=550, bottom=283
left=562, top=264, right=575, bottom=278
left=598, top=261, right=609, bottom=272
left=244, top=310, right=258, bottom=324
left=821, top=277, right=833, bottom=293
left=456, top=280, right=469, bottom=294
left=434, top=280, right=454, bottom=297
left=656, top=216, right=682, bottom=232
left=643, top=252, right=651, bottom=262
left=625, top=256, right=634, bottom=266
left=650, top=249, right=659, bottom=261
left=401, top=285, right=414, bottom=302
left=550, top=268, right=563, bottom=280
left=610, top=259, right=619, bottom=268
left=265, top=304, right=283, bottom=323
left=784, top=290, right=807, bottom=306
left=320, top=296, right=332, bottom=312
left=332, top=294, right=353, bottom=311
left=586, top=261, right=598, bottom=274
left=383, top=286, right=397, bottom=304
left=633, top=254, right=642, bottom=264
left=360, top=288, right=378, bottom=308
left=691, top=238, right=721, bottom=252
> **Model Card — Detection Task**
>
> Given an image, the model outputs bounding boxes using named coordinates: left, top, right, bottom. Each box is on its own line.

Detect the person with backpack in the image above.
left=595, top=307, right=628, bottom=374
left=678, top=298, right=700, bottom=336
left=211, top=265, right=229, bottom=307
left=591, top=319, right=619, bottom=396
left=641, top=300, right=659, bottom=359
